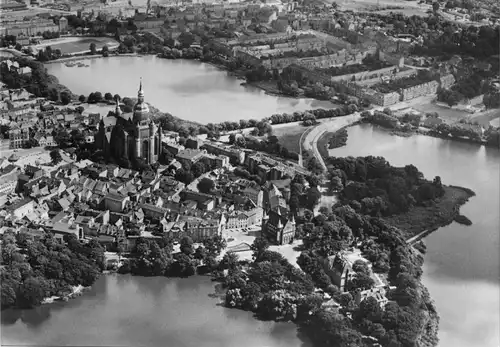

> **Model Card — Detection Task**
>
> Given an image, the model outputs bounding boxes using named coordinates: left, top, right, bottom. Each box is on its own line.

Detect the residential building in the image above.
left=225, top=206, right=263, bottom=229
left=176, top=149, right=204, bottom=167
left=104, top=192, right=130, bottom=213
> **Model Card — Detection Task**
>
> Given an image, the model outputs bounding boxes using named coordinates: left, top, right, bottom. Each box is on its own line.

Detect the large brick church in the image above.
left=95, top=79, right=162, bottom=165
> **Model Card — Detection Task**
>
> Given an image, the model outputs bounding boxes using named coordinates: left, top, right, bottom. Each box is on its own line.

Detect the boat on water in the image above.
left=65, top=62, right=76, bottom=67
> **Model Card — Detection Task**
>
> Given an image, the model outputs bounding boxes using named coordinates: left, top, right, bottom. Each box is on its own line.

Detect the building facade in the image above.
left=261, top=209, right=295, bottom=245
left=95, top=80, right=162, bottom=165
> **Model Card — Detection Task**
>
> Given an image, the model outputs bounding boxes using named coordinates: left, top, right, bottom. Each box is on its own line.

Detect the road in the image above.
left=302, top=114, right=362, bottom=171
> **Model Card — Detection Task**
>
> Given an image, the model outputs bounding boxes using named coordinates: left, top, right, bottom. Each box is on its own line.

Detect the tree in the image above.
left=50, top=149, right=62, bottom=165
left=78, top=95, right=86, bottom=103
left=235, top=137, right=246, bottom=148
left=202, top=234, right=227, bottom=256
left=48, top=88, right=59, bottom=102
left=297, top=293, right=323, bottom=320
left=432, top=2, right=440, bottom=12
left=219, top=251, right=239, bottom=270
left=197, top=178, right=215, bottom=194
left=104, top=92, right=113, bottom=101
left=93, top=92, right=103, bottom=103
left=180, top=236, right=194, bottom=255
left=250, top=236, right=270, bottom=261
left=60, top=91, right=71, bottom=105
left=17, top=277, right=46, bottom=308
left=90, top=42, right=97, bottom=54
left=175, top=169, right=194, bottom=184
left=1, top=278, right=18, bottom=309
left=191, top=161, right=206, bottom=177
left=101, top=45, right=109, bottom=54
left=122, top=97, right=134, bottom=107
left=194, top=245, right=208, bottom=261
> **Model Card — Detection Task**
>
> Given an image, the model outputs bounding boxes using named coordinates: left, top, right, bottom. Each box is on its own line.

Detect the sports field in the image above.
left=35, top=37, right=119, bottom=54
left=336, top=0, right=429, bottom=16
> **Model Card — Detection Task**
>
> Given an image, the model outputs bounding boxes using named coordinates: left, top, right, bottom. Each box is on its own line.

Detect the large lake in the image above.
left=46, top=56, right=333, bottom=124
left=330, top=124, right=500, bottom=347
left=1, top=275, right=308, bottom=347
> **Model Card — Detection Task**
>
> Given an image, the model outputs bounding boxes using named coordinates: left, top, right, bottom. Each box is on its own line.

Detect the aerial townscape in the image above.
left=0, top=0, right=498, bottom=346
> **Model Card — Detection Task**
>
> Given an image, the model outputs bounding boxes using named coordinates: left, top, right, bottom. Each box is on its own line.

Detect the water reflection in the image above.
left=1, top=306, right=52, bottom=327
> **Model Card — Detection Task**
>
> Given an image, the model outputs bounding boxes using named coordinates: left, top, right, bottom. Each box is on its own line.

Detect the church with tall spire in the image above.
left=95, top=79, right=162, bottom=166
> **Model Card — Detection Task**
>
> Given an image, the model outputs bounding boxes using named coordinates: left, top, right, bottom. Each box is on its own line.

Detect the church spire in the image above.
left=115, top=98, right=121, bottom=116
left=138, top=77, right=144, bottom=100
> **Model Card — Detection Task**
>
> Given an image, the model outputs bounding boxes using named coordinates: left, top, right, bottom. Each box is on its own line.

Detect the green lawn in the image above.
left=274, top=123, right=311, bottom=153
left=40, top=37, right=119, bottom=54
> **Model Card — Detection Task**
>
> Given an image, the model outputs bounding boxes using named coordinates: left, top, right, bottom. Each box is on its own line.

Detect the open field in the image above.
left=409, top=102, right=471, bottom=124
left=80, top=102, right=116, bottom=116
left=273, top=123, right=311, bottom=153
left=371, top=7, right=430, bottom=16
left=34, top=37, right=119, bottom=54
left=337, top=0, right=428, bottom=15
left=467, top=109, right=500, bottom=128
left=0, top=7, right=72, bottom=21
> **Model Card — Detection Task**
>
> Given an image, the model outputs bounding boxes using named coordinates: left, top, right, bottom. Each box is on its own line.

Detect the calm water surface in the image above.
left=46, top=56, right=333, bottom=124
left=330, top=124, right=500, bottom=347
left=1, top=275, right=309, bottom=347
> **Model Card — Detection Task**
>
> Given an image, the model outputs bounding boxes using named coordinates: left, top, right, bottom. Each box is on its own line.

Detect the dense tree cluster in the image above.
left=221, top=238, right=316, bottom=322
left=412, top=21, right=500, bottom=59
left=0, top=57, right=58, bottom=99
left=438, top=73, right=492, bottom=106
left=1, top=232, right=104, bottom=310
left=36, top=45, right=63, bottom=62
left=433, top=123, right=483, bottom=140
left=302, top=217, right=354, bottom=257
left=319, top=54, right=391, bottom=77
left=329, top=156, right=445, bottom=216
left=120, top=235, right=225, bottom=278
left=297, top=193, right=437, bottom=346
left=362, top=110, right=400, bottom=129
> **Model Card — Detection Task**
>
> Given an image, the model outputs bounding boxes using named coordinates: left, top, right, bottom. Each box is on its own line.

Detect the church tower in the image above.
left=133, top=78, right=150, bottom=125
left=97, top=78, right=162, bottom=167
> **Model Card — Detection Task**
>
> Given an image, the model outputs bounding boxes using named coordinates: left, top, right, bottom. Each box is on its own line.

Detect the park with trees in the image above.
left=1, top=231, right=104, bottom=310
left=118, top=234, right=226, bottom=278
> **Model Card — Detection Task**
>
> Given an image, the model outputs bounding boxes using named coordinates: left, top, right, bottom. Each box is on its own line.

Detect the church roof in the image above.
left=102, top=116, right=116, bottom=127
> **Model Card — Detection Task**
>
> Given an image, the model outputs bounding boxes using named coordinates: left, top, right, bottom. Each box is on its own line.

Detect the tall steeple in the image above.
left=133, top=77, right=150, bottom=123
left=115, top=98, right=122, bottom=117
left=138, top=77, right=144, bottom=102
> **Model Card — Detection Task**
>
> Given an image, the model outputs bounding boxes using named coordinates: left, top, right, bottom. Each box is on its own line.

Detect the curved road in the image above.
left=302, top=114, right=362, bottom=171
